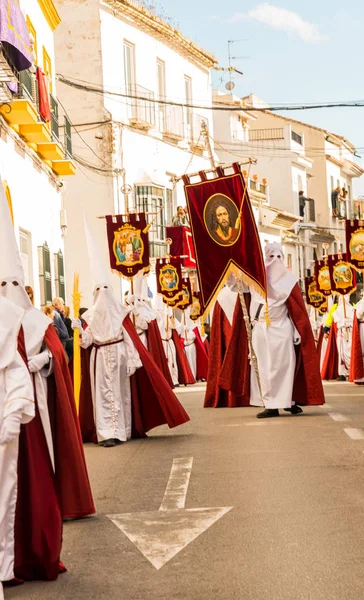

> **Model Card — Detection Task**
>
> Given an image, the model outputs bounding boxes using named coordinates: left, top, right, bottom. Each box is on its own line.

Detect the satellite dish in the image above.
left=225, top=81, right=235, bottom=91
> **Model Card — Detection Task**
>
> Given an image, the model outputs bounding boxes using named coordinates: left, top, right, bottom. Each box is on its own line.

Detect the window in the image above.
left=348, top=185, right=351, bottom=200
left=42, top=47, right=53, bottom=93
left=2, top=180, right=14, bottom=224
left=26, top=16, right=38, bottom=64
left=287, top=253, right=292, bottom=271
left=308, top=198, right=316, bottom=222
left=156, top=59, right=166, bottom=131
left=123, top=41, right=136, bottom=119
left=330, top=176, right=334, bottom=191
left=135, top=185, right=166, bottom=258
left=19, top=229, right=33, bottom=287
left=54, top=250, right=65, bottom=300
left=184, top=76, right=193, bottom=139
left=38, top=242, right=52, bottom=306
left=291, top=130, right=303, bottom=145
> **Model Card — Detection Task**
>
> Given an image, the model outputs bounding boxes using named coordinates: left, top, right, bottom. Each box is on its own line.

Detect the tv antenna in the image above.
left=226, top=39, right=248, bottom=91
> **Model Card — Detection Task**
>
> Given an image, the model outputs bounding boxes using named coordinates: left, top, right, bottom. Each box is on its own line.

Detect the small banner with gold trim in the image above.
left=189, top=291, right=203, bottom=321
left=183, top=163, right=266, bottom=312
left=175, top=277, right=192, bottom=312
left=106, top=213, right=150, bottom=279
left=346, top=219, right=364, bottom=272
left=156, top=257, right=183, bottom=303
left=314, top=259, right=331, bottom=297
left=304, top=276, right=325, bottom=309
left=328, top=253, right=356, bottom=296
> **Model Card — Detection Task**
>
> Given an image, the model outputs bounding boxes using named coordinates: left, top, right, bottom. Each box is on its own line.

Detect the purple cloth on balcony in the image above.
left=0, top=0, right=32, bottom=71
left=6, top=80, right=17, bottom=93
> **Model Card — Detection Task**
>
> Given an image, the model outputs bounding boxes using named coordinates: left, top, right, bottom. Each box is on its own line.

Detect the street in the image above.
left=7, top=382, right=364, bottom=600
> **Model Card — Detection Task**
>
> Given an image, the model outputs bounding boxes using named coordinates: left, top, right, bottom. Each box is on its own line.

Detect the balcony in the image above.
left=160, top=105, right=184, bottom=140
left=0, top=47, right=75, bottom=176
left=352, top=201, right=364, bottom=220
left=189, top=114, right=207, bottom=151
left=127, top=84, right=155, bottom=130
left=249, top=128, right=284, bottom=142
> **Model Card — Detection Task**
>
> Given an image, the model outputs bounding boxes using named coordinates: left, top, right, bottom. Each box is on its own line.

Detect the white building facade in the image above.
left=54, top=0, right=217, bottom=306
left=0, top=0, right=75, bottom=307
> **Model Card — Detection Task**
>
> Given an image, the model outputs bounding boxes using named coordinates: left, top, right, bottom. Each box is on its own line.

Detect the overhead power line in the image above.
left=57, top=74, right=364, bottom=113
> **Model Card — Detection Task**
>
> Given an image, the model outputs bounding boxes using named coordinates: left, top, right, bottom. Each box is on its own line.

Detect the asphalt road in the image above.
left=6, top=382, right=364, bottom=600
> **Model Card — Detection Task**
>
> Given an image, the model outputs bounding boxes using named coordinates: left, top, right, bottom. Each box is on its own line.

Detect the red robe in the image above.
left=193, top=327, right=209, bottom=381
left=146, top=319, right=174, bottom=388
left=171, top=329, right=195, bottom=385
left=321, top=323, right=339, bottom=381
left=205, top=299, right=249, bottom=408
left=79, top=347, right=97, bottom=443
left=219, top=285, right=325, bottom=406
left=44, top=325, right=95, bottom=519
left=349, top=313, right=364, bottom=383
left=15, top=328, right=64, bottom=581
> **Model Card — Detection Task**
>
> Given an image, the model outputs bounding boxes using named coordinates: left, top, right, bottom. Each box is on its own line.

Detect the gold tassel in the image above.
left=265, top=302, right=271, bottom=325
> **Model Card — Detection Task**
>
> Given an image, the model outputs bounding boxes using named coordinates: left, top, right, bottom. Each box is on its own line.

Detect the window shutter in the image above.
left=38, top=242, right=52, bottom=306
left=54, top=250, right=65, bottom=300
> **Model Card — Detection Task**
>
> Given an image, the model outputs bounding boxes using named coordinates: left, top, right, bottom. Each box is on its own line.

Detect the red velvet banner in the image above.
left=156, top=257, right=183, bottom=302
left=328, top=253, right=356, bottom=296
left=175, top=277, right=192, bottom=312
left=190, top=291, right=203, bottom=321
left=346, top=220, right=364, bottom=272
left=105, top=213, right=150, bottom=279
left=304, top=276, right=325, bottom=308
left=183, top=163, right=266, bottom=310
left=314, top=259, right=331, bottom=297
left=166, top=226, right=196, bottom=269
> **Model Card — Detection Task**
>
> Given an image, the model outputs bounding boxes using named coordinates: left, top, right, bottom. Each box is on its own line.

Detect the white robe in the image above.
left=0, top=303, right=34, bottom=584
left=334, top=301, right=354, bottom=378
left=80, top=325, right=140, bottom=443
left=250, top=297, right=297, bottom=409
left=184, top=328, right=197, bottom=380
left=157, top=315, right=179, bottom=386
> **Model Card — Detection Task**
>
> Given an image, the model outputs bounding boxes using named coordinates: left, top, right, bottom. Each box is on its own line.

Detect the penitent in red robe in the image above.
left=44, top=325, right=95, bottom=518
left=193, top=327, right=209, bottom=381
left=146, top=320, right=174, bottom=389
left=321, top=323, right=339, bottom=381
left=218, top=285, right=325, bottom=407
left=171, top=329, right=195, bottom=385
left=15, top=328, right=64, bottom=581
left=349, top=313, right=364, bottom=383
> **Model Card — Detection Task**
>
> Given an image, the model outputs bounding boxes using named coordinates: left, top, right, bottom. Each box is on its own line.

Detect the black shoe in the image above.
left=337, top=376, right=346, bottom=382
left=284, top=406, right=303, bottom=415
left=103, top=438, right=117, bottom=448
left=257, top=409, right=279, bottom=419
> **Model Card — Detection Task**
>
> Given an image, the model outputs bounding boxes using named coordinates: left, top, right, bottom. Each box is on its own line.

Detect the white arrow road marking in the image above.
left=329, top=413, right=350, bottom=422
left=108, top=457, right=232, bottom=570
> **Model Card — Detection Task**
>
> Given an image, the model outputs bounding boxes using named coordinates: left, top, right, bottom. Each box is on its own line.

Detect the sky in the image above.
left=157, top=0, right=364, bottom=193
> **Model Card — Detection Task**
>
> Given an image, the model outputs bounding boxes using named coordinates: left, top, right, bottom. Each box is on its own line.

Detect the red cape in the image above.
left=171, top=329, right=195, bottom=385
left=204, top=338, right=210, bottom=356
left=15, top=328, right=64, bottom=581
left=44, top=325, right=95, bottom=518
left=193, top=327, right=209, bottom=381
left=123, top=316, right=190, bottom=434
left=219, top=285, right=325, bottom=406
left=79, top=347, right=97, bottom=443
left=146, top=319, right=174, bottom=388
left=205, top=299, right=249, bottom=407
left=349, top=313, right=364, bottom=383
left=321, top=322, right=339, bottom=381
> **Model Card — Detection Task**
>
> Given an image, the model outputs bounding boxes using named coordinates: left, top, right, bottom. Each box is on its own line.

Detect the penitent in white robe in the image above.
left=0, top=300, right=34, bottom=585
left=184, top=328, right=197, bottom=380
left=250, top=297, right=297, bottom=409
left=334, top=300, right=354, bottom=378
left=157, top=313, right=179, bottom=386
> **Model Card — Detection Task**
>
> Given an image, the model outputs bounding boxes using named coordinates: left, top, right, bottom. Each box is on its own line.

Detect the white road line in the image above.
left=320, top=404, right=332, bottom=409
left=328, top=413, right=350, bottom=422
left=344, top=428, right=364, bottom=441
left=159, top=457, right=193, bottom=511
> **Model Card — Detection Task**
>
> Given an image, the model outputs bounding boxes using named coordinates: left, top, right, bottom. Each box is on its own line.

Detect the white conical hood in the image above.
left=84, top=215, right=111, bottom=287
left=0, top=177, right=25, bottom=285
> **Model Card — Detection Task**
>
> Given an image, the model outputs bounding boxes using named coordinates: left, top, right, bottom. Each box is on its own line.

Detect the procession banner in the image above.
left=304, top=276, right=325, bottom=309
left=166, top=226, right=196, bottom=268
left=183, top=163, right=266, bottom=311
left=105, top=213, right=150, bottom=279
left=346, top=220, right=364, bottom=272
left=175, top=277, right=192, bottom=312
left=314, top=259, right=331, bottom=297
left=156, top=257, right=183, bottom=302
left=319, top=298, right=328, bottom=315
left=328, top=253, right=356, bottom=297
left=189, top=291, right=203, bottom=321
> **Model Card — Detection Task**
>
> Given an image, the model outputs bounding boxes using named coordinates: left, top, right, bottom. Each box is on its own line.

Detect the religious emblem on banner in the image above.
left=304, top=276, right=325, bottom=309
left=106, top=213, right=150, bottom=279
left=346, top=220, right=364, bottom=271
left=156, top=257, right=183, bottom=302
left=314, top=259, right=331, bottom=297
left=328, top=253, right=356, bottom=296
left=183, top=163, right=266, bottom=311
left=190, top=292, right=203, bottom=321
left=176, top=277, right=192, bottom=312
